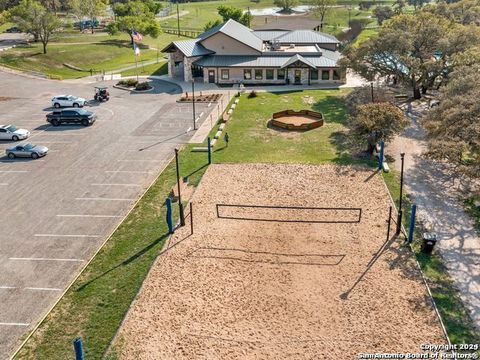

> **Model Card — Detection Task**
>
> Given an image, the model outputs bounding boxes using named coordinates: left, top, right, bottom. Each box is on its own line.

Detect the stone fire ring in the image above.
left=270, top=109, right=324, bottom=130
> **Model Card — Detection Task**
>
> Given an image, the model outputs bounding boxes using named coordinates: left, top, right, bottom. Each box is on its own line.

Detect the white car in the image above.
left=51, top=95, right=87, bottom=108
left=0, top=125, right=30, bottom=141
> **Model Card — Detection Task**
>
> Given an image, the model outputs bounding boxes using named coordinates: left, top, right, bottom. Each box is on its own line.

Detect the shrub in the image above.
left=117, top=79, right=138, bottom=87
left=135, top=82, right=152, bottom=91
left=248, top=90, right=257, bottom=98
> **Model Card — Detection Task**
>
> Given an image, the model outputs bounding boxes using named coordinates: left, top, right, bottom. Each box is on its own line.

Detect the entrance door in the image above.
left=208, top=70, right=215, bottom=83
left=294, top=70, right=301, bottom=84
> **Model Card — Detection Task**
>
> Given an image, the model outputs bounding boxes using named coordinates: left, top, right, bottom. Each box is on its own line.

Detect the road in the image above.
left=0, top=71, right=213, bottom=358
left=388, top=101, right=480, bottom=331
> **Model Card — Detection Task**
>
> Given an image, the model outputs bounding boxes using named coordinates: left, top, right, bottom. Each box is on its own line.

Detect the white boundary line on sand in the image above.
left=75, top=197, right=135, bottom=201
left=9, top=154, right=176, bottom=360
left=33, top=234, right=101, bottom=238
left=0, top=323, right=30, bottom=327
left=91, top=183, right=141, bottom=187
left=56, top=214, right=123, bottom=218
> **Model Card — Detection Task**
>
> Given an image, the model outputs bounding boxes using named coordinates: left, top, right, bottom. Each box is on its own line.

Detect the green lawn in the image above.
left=120, top=61, right=168, bottom=78
left=0, top=33, right=183, bottom=79
left=350, top=27, right=379, bottom=47
left=15, top=89, right=478, bottom=359
left=205, top=90, right=355, bottom=164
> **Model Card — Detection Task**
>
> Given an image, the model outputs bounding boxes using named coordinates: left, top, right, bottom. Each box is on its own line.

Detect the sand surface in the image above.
left=116, top=164, right=447, bottom=359
left=274, top=115, right=320, bottom=126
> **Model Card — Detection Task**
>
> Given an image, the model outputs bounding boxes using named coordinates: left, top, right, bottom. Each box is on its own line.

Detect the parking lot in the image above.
left=0, top=71, right=214, bottom=358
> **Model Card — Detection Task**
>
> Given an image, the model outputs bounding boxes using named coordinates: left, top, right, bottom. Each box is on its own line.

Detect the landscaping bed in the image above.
left=178, top=93, right=221, bottom=103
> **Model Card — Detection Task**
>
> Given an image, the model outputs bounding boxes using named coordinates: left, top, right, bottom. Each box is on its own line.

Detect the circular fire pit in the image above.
left=270, top=109, right=324, bottom=130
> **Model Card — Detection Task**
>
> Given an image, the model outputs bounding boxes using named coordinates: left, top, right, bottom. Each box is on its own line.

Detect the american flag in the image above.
left=131, top=30, right=143, bottom=42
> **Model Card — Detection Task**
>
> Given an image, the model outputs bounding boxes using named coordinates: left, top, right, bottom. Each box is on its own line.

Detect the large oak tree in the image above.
left=424, top=65, right=480, bottom=178
left=342, top=11, right=479, bottom=99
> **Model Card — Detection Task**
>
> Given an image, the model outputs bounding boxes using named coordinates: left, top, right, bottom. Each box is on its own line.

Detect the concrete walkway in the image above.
left=388, top=100, right=480, bottom=330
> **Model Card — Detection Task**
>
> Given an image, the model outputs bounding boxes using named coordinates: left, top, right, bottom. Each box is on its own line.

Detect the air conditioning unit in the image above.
left=289, top=44, right=295, bottom=48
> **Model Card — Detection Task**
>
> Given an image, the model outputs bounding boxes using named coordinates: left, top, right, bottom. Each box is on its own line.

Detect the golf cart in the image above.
left=94, top=86, right=109, bottom=102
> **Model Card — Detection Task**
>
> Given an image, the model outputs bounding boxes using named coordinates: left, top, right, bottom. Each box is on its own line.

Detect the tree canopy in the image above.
left=349, top=102, right=409, bottom=154
left=273, top=0, right=298, bottom=13
left=373, top=5, right=394, bottom=25
left=9, top=0, right=60, bottom=53
left=217, top=5, right=252, bottom=27
left=71, top=0, right=106, bottom=33
left=341, top=11, right=480, bottom=98
left=424, top=65, right=480, bottom=178
left=108, top=0, right=161, bottom=44
left=311, top=0, right=336, bottom=29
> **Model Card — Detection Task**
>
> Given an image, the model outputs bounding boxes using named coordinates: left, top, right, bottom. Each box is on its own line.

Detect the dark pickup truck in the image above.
left=46, top=108, right=96, bottom=126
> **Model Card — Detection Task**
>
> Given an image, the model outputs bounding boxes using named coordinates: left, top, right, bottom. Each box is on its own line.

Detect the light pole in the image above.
left=396, top=152, right=405, bottom=235
left=175, top=148, right=185, bottom=226
left=176, top=0, right=180, bottom=37
left=192, top=79, right=196, bottom=130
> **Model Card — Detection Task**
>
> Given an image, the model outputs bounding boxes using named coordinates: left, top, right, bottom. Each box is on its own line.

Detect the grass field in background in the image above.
left=350, top=27, right=379, bottom=47
left=0, top=33, right=184, bottom=79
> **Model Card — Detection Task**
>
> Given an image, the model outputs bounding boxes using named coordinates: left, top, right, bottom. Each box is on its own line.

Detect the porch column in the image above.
left=168, top=53, right=175, bottom=78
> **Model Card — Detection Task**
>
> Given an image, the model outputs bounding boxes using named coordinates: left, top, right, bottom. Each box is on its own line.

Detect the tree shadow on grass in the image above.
left=75, top=232, right=170, bottom=292
left=329, top=130, right=374, bottom=165
left=312, top=95, right=347, bottom=125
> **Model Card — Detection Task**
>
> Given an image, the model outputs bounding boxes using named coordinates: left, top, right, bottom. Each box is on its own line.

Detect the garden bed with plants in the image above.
left=115, top=79, right=153, bottom=92
left=178, top=93, right=221, bottom=103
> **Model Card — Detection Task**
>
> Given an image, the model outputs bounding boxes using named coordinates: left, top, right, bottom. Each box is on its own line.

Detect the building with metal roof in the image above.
left=162, top=19, right=344, bottom=85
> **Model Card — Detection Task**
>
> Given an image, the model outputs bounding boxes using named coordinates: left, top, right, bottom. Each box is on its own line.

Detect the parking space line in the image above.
left=0, top=170, right=29, bottom=173
left=56, top=214, right=122, bottom=218
left=0, top=322, right=30, bottom=327
left=40, top=133, right=84, bottom=136
left=91, top=183, right=141, bottom=187
left=0, top=160, right=45, bottom=163
left=24, top=287, right=61, bottom=292
left=117, top=159, right=165, bottom=162
left=9, top=257, right=84, bottom=262
left=34, top=141, right=72, bottom=144
left=34, top=234, right=101, bottom=238
left=75, top=197, right=135, bottom=201
left=105, top=170, right=151, bottom=174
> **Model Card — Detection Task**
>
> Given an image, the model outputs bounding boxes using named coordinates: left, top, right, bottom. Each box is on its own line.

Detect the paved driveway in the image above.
left=0, top=71, right=212, bottom=358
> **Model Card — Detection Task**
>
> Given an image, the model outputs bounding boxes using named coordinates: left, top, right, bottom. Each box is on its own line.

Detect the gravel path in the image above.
left=388, top=101, right=480, bottom=330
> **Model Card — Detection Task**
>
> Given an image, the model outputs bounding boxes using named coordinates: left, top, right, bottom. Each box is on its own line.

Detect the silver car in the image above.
left=6, top=143, right=48, bottom=159
left=0, top=125, right=30, bottom=141
left=51, top=95, right=87, bottom=108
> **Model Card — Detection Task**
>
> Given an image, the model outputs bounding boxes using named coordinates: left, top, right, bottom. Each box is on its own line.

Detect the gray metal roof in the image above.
left=280, top=54, right=317, bottom=68
left=274, top=30, right=339, bottom=44
left=165, top=39, right=214, bottom=57
left=193, top=54, right=339, bottom=68
left=198, top=19, right=263, bottom=52
left=252, top=30, right=288, bottom=41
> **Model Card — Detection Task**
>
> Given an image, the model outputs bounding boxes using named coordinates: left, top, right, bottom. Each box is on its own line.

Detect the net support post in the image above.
left=408, top=204, right=417, bottom=244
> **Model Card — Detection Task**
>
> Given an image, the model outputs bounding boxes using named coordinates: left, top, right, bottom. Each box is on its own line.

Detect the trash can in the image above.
left=421, top=232, right=437, bottom=254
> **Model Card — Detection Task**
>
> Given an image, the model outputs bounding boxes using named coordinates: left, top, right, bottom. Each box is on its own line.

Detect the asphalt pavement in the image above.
left=0, top=71, right=213, bottom=358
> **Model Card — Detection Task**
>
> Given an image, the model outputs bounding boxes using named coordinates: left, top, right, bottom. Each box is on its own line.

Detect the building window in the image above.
left=266, top=69, right=274, bottom=80
left=255, top=69, right=263, bottom=80
left=221, top=69, right=229, bottom=80
left=277, top=69, right=285, bottom=80
left=322, top=70, right=330, bottom=80
left=333, top=70, right=340, bottom=80
left=310, top=69, right=318, bottom=80
left=244, top=69, right=252, bottom=80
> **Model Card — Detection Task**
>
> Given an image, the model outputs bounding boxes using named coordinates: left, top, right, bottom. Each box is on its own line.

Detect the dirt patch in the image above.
left=116, top=163, right=447, bottom=359
left=0, top=96, right=15, bottom=101
left=302, top=95, right=315, bottom=105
